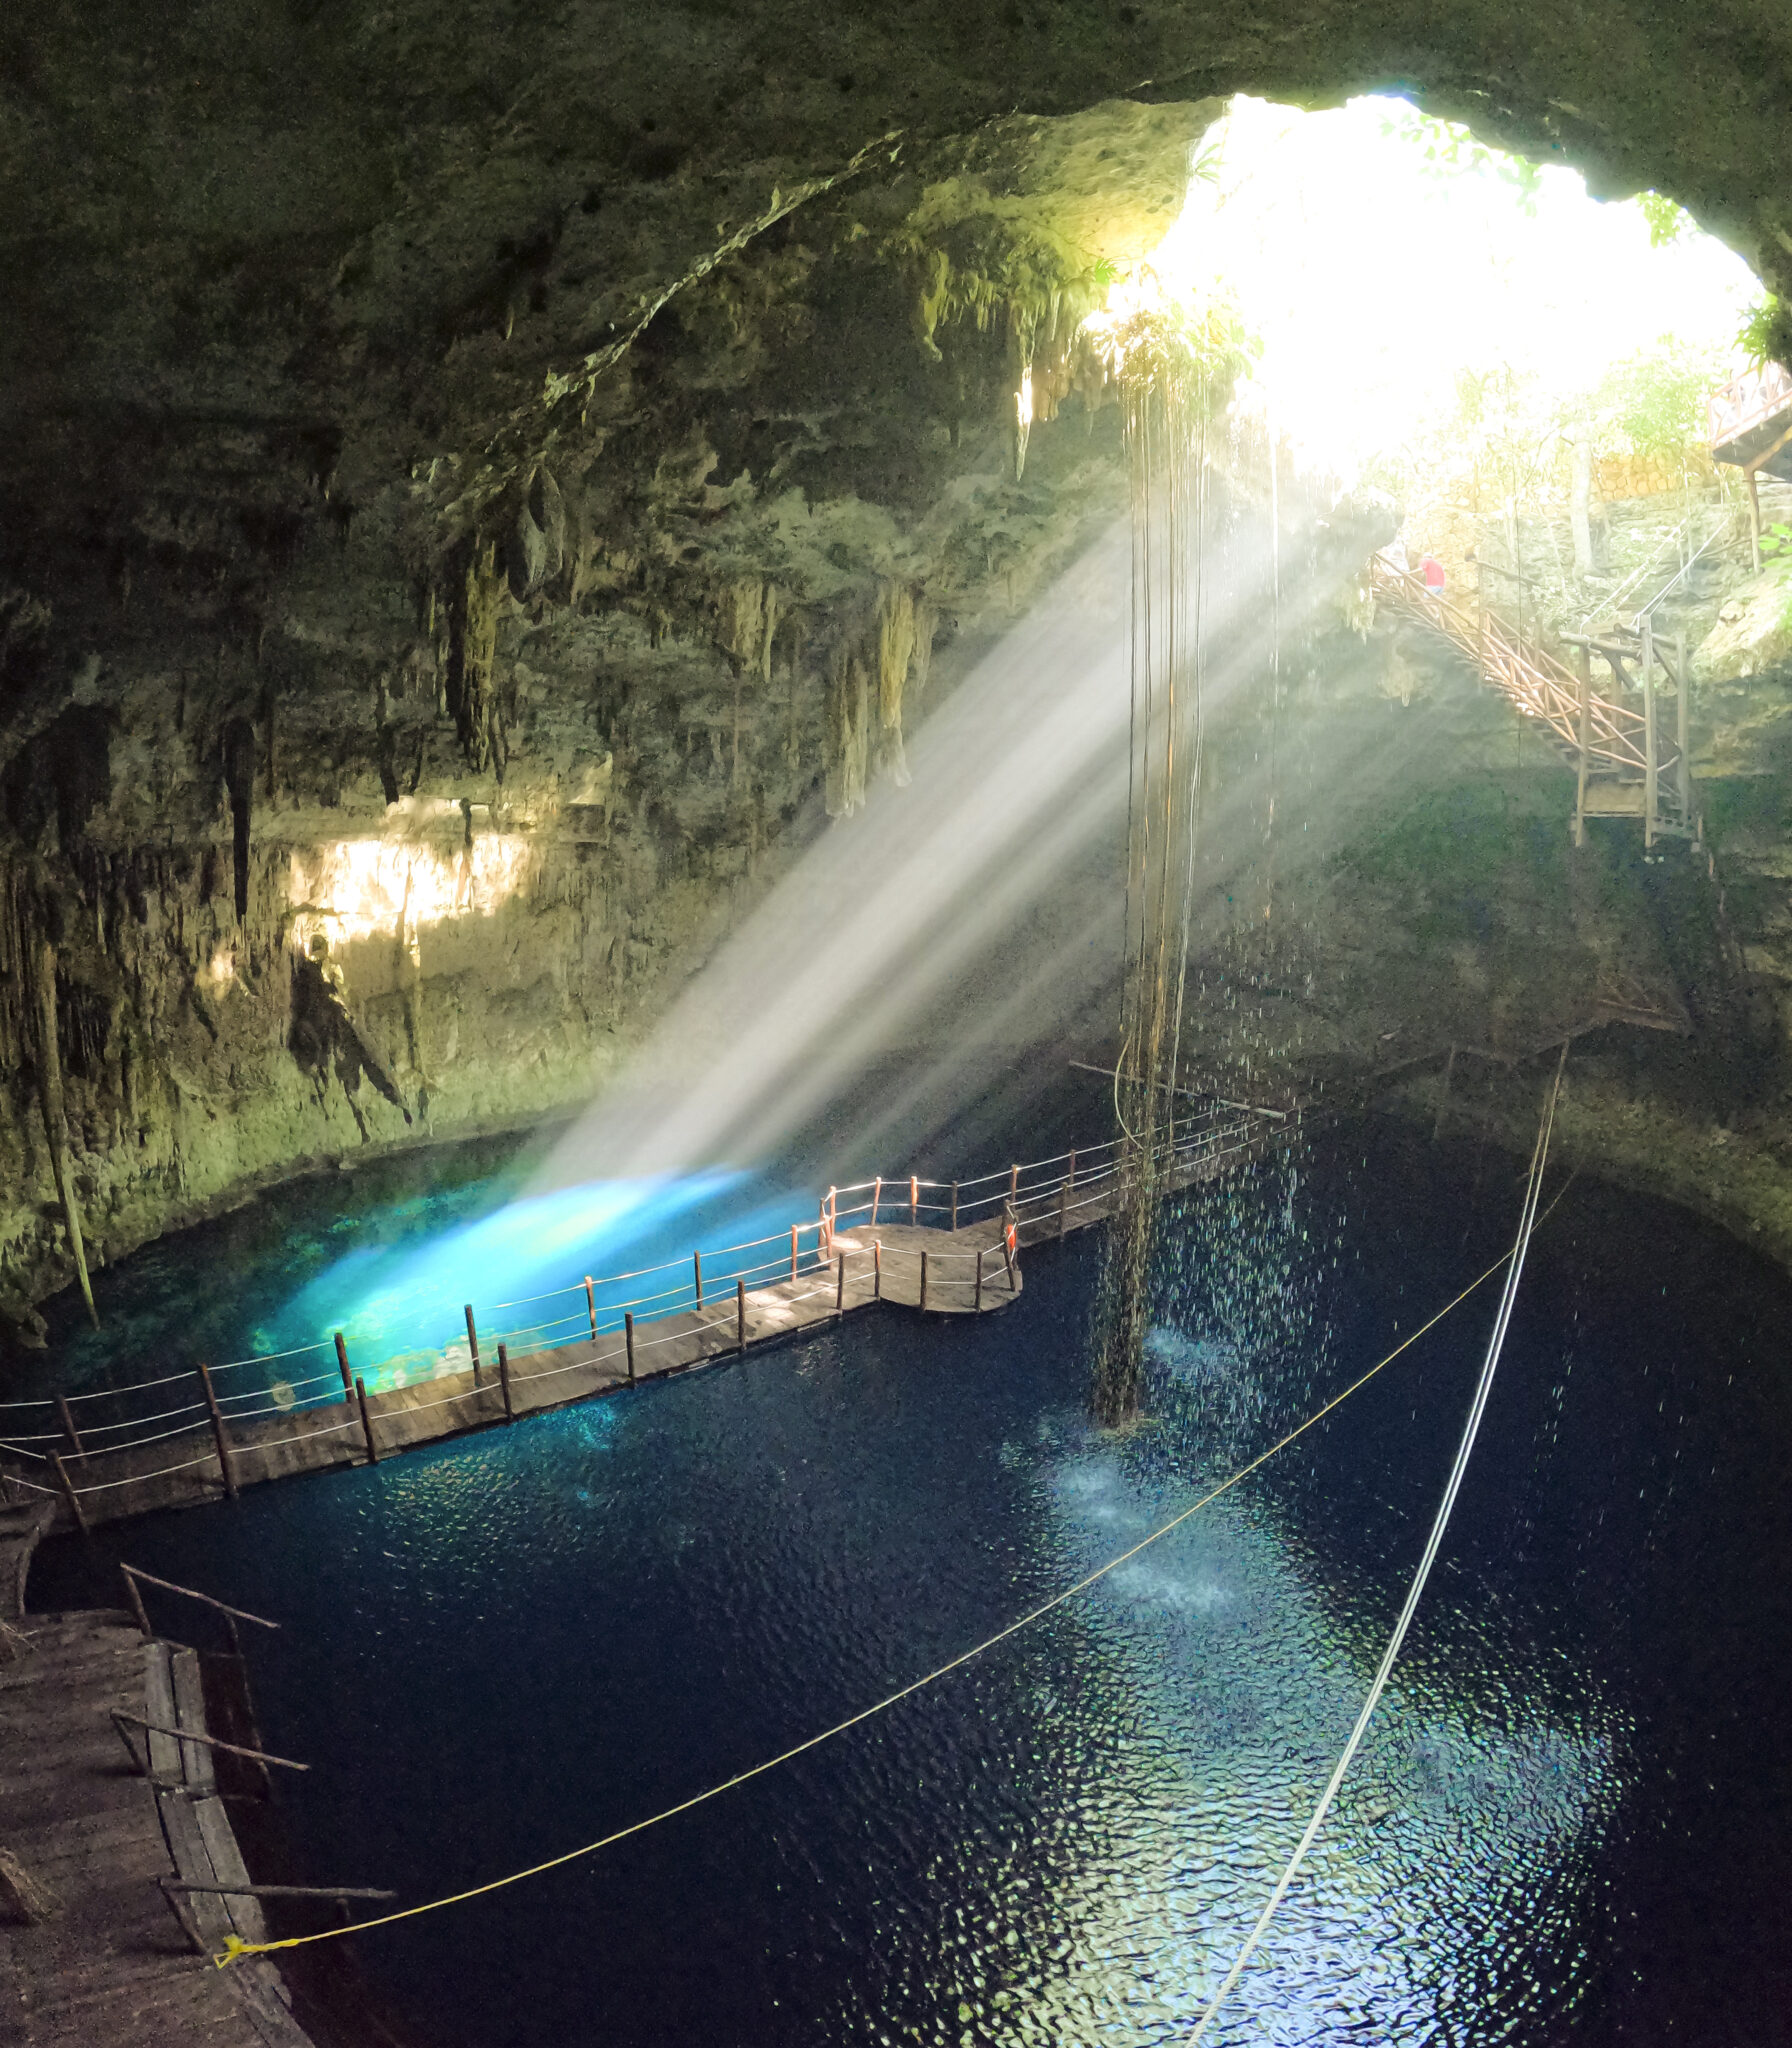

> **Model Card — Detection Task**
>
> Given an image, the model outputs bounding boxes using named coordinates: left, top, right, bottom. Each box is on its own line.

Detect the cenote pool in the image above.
left=27, top=1120, right=1792, bottom=2046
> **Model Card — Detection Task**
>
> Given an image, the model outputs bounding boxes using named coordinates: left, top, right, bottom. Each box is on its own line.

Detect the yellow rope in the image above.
left=216, top=1185, right=1568, bottom=1969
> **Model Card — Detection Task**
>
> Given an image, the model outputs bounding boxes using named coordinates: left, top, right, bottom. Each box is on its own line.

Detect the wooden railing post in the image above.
left=870, top=1176, right=882, bottom=1226
left=197, top=1363, right=236, bottom=1500
left=873, top=1240, right=882, bottom=1302
left=909, top=1176, right=918, bottom=1225
left=1058, top=1176, right=1069, bottom=1239
left=1574, top=644, right=1592, bottom=848
left=973, top=1248, right=984, bottom=1313
left=1675, top=629, right=1692, bottom=825
left=56, top=1395, right=85, bottom=1460
left=736, top=1277, right=747, bottom=1352
left=335, top=1332, right=353, bottom=1397
left=353, top=1376, right=378, bottom=1463
left=464, top=1304, right=482, bottom=1386
left=497, top=1343, right=513, bottom=1421
left=693, top=1250, right=703, bottom=1309
left=51, top=1452, right=89, bottom=1536
left=1008, top=1163, right=1019, bottom=1207
left=1641, top=614, right=1658, bottom=847
left=120, top=1564, right=153, bottom=1637
left=835, top=1251, right=846, bottom=1315
left=950, top=1181, right=958, bottom=1231
left=584, top=1278, right=598, bottom=1341
left=919, top=1250, right=929, bottom=1312
left=789, top=1224, right=799, bottom=1283
left=625, top=1312, right=636, bottom=1384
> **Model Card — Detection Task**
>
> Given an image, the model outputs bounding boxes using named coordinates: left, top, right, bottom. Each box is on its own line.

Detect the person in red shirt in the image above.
left=1420, top=554, right=1447, bottom=599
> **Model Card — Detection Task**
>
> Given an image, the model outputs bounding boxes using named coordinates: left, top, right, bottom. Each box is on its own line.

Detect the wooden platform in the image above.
left=7, top=1120, right=1288, bottom=1534
left=0, top=1611, right=313, bottom=2046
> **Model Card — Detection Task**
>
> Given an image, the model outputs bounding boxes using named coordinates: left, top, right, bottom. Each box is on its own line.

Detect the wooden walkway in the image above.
left=1372, top=551, right=1697, bottom=844
left=0, top=1610, right=313, bottom=2047
left=7, top=1113, right=1294, bottom=1534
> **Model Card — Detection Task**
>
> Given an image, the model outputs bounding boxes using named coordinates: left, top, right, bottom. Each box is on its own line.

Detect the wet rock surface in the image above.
left=6, top=3, right=1792, bottom=1343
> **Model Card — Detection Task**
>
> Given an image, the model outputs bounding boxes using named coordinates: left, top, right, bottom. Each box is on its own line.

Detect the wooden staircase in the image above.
left=1371, top=552, right=1698, bottom=846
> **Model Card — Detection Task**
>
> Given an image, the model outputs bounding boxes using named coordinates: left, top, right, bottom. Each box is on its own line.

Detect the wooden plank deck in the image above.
left=0, top=1612, right=316, bottom=2047
left=10, top=1118, right=1291, bottom=1534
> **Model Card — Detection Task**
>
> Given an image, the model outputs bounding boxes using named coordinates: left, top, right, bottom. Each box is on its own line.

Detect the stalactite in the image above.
left=875, top=582, right=918, bottom=788
left=220, top=715, right=256, bottom=923
left=448, top=542, right=503, bottom=771
left=824, top=648, right=870, bottom=819
left=30, top=936, right=98, bottom=1328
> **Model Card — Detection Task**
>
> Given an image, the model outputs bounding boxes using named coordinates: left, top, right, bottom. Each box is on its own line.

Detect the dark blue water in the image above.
left=30, top=1122, right=1792, bottom=2046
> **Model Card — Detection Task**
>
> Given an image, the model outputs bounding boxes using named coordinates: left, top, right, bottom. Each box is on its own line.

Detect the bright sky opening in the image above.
left=1145, top=95, right=1762, bottom=485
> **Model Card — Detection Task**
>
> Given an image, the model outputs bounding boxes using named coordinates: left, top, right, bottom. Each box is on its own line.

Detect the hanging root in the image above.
left=1090, top=331, right=1211, bottom=1425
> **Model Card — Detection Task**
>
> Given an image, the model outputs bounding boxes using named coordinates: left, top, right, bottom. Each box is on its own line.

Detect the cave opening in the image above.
left=6, top=36, right=1792, bottom=2048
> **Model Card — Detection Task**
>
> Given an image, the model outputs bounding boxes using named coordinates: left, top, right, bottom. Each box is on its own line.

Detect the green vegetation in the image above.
left=1375, top=101, right=1543, bottom=212
left=1594, top=339, right=1716, bottom=462
left=1739, top=293, right=1792, bottom=372
left=1636, top=191, right=1693, bottom=247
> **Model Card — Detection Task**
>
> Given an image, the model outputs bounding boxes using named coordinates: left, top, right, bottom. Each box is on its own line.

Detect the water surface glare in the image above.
left=32, top=1128, right=1792, bottom=2045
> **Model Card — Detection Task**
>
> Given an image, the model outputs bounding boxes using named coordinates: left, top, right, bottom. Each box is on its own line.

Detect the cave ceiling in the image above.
left=3, top=0, right=1790, bottom=683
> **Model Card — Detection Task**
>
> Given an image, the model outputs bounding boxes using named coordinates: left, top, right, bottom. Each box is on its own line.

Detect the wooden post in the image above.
left=789, top=1225, right=799, bottom=1283
left=1058, top=1177, right=1069, bottom=1239
left=0, top=1849, right=59, bottom=1925
left=52, top=1453, right=89, bottom=1536
left=584, top=1278, right=598, bottom=1341
left=973, top=1249, right=984, bottom=1313
left=950, top=1181, right=959, bottom=1231
left=870, top=1177, right=882, bottom=1226
left=1067, top=1148, right=1076, bottom=1192
left=197, top=1363, right=236, bottom=1500
left=1747, top=463, right=1763, bottom=574
left=873, top=1240, right=882, bottom=1302
left=1675, top=629, right=1692, bottom=826
left=353, top=1376, right=379, bottom=1463
left=736, top=1277, right=747, bottom=1352
left=919, top=1250, right=929, bottom=1312
left=55, top=1395, right=85, bottom=1460
left=120, top=1565, right=153, bottom=1637
left=624, top=1312, right=636, bottom=1384
left=907, top=1176, right=916, bottom=1225
left=1641, top=615, right=1658, bottom=846
left=464, top=1304, right=482, bottom=1386
left=1573, top=644, right=1592, bottom=849
left=835, top=1251, right=846, bottom=1315
left=1008, top=1163, right=1019, bottom=1207
left=335, top=1331, right=353, bottom=1397
left=497, top=1343, right=513, bottom=1421
left=693, top=1250, right=703, bottom=1309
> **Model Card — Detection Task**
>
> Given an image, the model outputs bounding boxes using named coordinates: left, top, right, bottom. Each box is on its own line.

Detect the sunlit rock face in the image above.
left=3, top=0, right=1792, bottom=1339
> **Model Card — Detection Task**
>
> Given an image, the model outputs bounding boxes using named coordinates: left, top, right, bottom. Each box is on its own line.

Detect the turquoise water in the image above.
left=11, top=1133, right=814, bottom=1415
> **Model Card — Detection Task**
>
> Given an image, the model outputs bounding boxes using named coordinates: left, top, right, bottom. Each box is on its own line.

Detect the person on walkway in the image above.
left=1420, top=554, right=1447, bottom=600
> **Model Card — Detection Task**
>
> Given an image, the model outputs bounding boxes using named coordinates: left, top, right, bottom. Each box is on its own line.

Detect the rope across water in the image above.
left=213, top=1178, right=1570, bottom=1969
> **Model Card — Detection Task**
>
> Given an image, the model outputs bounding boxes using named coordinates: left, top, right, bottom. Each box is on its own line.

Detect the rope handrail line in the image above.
left=205, top=1339, right=335, bottom=1373
left=85, top=1401, right=213, bottom=1433
left=25, top=1115, right=1297, bottom=1475
left=1186, top=1062, right=1567, bottom=2042
left=214, top=1188, right=1563, bottom=1970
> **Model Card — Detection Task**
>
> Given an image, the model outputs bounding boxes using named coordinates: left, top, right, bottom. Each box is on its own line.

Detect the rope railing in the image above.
left=0, top=1103, right=1297, bottom=1494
